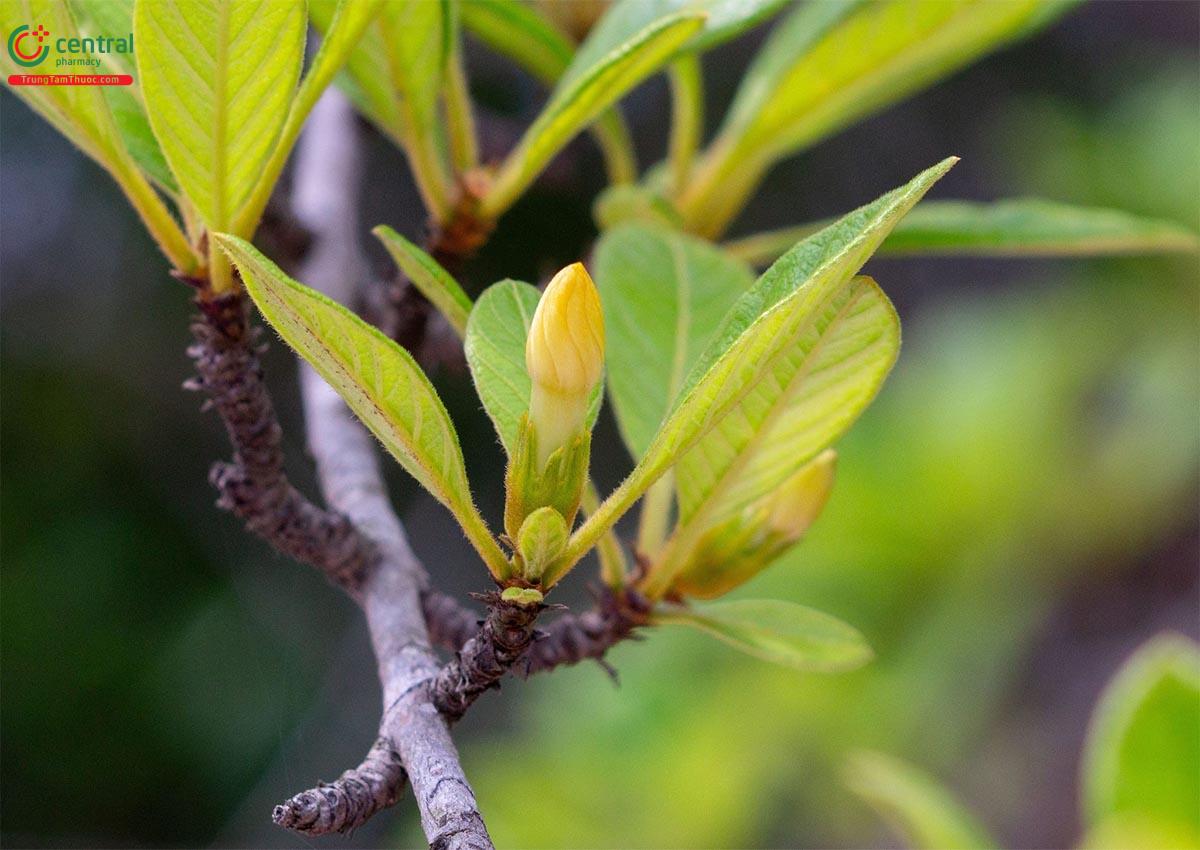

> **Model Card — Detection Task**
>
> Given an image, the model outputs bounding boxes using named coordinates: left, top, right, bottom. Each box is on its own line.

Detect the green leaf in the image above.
left=234, top=0, right=386, bottom=236
left=726, top=200, right=1200, bottom=266
left=733, top=0, right=1065, bottom=159
left=594, top=222, right=753, bottom=460
left=843, top=751, right=1000, bottom=849
left=566, top=158, right=954, bottom=565
left=680, top=0, right=1074, bottom=234
left=461, top=0, right=574, bottom=85
left=311, top=0, right=453, bottom=216
left=3, top=0, right=197, bottom=271
left=464, top=279, right=603, bottom=455
left=460, top=0, right=637, bottom=184
left=102, top=86, right=178, bottom=192
left=213, top=234, right=510, bottom=579
left=570, top=0, right=789, bottom=74
left=374, top=225, right=472, bottom=339
left=875, top=199, right=1200, bottom=257
left=3, top=0, right=129, bottom=169
left=516, top=505, right=569, bottom=581
left=481, top=11, right=706, bottom=218
left=69, top=0, right=177, bottom=191
left=654, top=599, right=873, bottom=672
left=309, top=0, right=398, bottom=134
left=1082, top=634, right=1200, bottom=837
left=675, top=275, right=898, bottom=525
left=135, top=0, right=305, bottom=235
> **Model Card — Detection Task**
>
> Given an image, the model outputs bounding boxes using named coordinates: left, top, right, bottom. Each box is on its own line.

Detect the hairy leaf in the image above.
left=69, top=0, right=177, bottom=191
left=214, top=234, right=509, bottom=578
left=465, top=279, right=602, bottom=455
left=135, top=0, right=305, bottom=232
left=234, top=0, right=386, bottom=236
left=374, top=225, right=472, bottom=339
left=675, top=276, right=898, bottom=525
left=311, top=0, right=453, bottom=214
left=595, top=222, right=753, bottom=459
left=654, top=599, right=873, bottom=672
left=566, top=159, right=953, bottom=563
left=570, top=0, right=788, bottom=72
left=680, top=0, right=1074, bottom=233
left=3, top=0, right=196, bottom=270
left=726, top=200, right=1200, bottom=266
left=461, top=0, right=574, bottom=84
left=482, top=11, right=705, bottom=217
left=844, top=751, right=1000, bottom=849
left=3, top=0, right=129, bottom=169
left=726, top=0, right=1065, bottom=161
left=461, top=0, right=637, bottom=185
left=1082, top=634, right=1200, bottom=837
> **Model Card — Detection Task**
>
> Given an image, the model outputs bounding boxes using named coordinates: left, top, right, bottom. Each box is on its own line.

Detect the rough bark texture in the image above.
left=525, top=589, right=652, bottom=675
left=272, top=737, right=404, bottom=834
left=187, top=294, right=372, bottom=592
left=278, top=90, right=493, bottom=848
left=431, top=595, right=545, bottom=721
left=422, top=587, right=651, bottom=677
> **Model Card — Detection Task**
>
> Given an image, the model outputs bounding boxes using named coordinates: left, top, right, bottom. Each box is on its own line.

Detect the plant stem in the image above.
left=636, top=471, right=675, bottom=559
left=667, top=54, right=703, bottom=197
left=583, top=480, right=629, bottom=587
left=675, top=136, right=771, bottom=238
left=112, top=159, right=200, bottom=274
left=594, top=109, right=638, bottom=185
left=444, top=37, right=479, bottom=173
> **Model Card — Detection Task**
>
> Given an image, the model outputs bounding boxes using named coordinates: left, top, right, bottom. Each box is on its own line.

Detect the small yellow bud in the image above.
left=526, top=262, right=605, bottom=395
left=764, top=449, right=837, bottom=540
left=525, top=262, right=605, bottom=466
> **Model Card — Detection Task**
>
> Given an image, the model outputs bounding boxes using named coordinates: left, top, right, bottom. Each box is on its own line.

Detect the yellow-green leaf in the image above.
left=1082, top=634, right=1200, bottom=838
left=374, top=225, right=472, bottom=339
left=594, top=222, right=753, bottom=460
left=481, top=11, right=705, bottom=219
left=844, top=751, right=1000, bottom=849
left=234, top=0, right=386, bottom=237
left=654, top=599, right=873, bottom=672
left=134, top=0, right=305, bottom=237
left=675, top=276, right=898, bottom=524
left=69, top=0, right=177, bottom=191
left=2, top=0, right=196, bottom=271
left=726, top=199, right=1200, bottom=266
left=460, top=0, right=637, bottom=184
left=680, top=0, right=1075, bottom=235
left=565, top=158, right=954, bottom=565
left=214, top=234, right=510, bottom=579
left=311, top=0, right=453, bottom=217
left=569, top=0, right=788, bottom=72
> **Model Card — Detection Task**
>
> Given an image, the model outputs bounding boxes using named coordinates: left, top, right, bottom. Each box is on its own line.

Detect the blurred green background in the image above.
left=2, top=2, right=1197, bottom=847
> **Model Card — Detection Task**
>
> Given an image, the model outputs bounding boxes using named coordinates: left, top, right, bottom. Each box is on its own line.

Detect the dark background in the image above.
left=2, top=2, right=1198, bottom=847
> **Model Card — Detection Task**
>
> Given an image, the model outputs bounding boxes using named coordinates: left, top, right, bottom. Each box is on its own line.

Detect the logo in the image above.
left=8, top=24, right=50, bottom=67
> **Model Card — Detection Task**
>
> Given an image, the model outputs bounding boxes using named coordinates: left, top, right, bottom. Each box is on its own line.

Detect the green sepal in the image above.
left=515, top=506, right=570, bottom=582
left=503, top=415, right=592, bottom=542
left=500, top=586, right=545, bottom=606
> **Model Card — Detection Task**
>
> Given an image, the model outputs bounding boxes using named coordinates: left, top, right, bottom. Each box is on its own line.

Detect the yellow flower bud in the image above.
left=525, top=262, right=605, bottom=466
left=764, top=449, right=837, bottom=540
left=669, top=450, right=837, bottom=600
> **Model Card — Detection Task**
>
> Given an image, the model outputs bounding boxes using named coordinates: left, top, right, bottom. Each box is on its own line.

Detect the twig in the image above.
left=421, top=587, right=651, bottom=678
left=187, top=291, right=372, bottom=593
left=278, top=89, right=493, bottom=848
left=431, top=594, right=545, bottom=721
